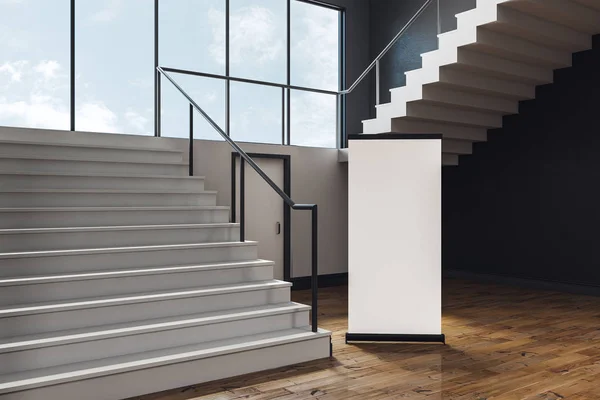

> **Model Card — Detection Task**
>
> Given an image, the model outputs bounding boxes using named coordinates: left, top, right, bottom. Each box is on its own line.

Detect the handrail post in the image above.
left=375, top=60, right=380, bottom=106
left=189, top=104, right=194, bottom=177
left=240, top=158, right=245, bottom=242
left=311, top=204, right=318, bottom=333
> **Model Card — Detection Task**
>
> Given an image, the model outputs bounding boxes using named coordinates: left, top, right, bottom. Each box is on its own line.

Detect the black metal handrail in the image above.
left=157, top=66, right=320, bottom=333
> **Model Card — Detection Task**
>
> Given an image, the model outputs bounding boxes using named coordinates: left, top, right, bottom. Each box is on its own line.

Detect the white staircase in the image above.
left=0, top=127, right=330, bottom=400
left=363, top=0, right=600, bottom=166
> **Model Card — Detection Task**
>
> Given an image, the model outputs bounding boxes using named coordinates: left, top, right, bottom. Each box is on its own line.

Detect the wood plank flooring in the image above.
left=133, top=279, right=600, bottom=400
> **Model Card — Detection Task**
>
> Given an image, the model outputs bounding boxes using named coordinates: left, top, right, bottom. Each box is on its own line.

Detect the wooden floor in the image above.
left=134, top=279, right=600, bottom=400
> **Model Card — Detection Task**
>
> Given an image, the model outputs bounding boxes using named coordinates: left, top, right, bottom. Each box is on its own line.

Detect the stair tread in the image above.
left=0, top=302, right=310, bottom=353
left=0, top=280, right=291, bottom=318
left=0, top=259, right=274, bottom=286
left=0, top=328, right=329, bottom=394
left=0, top=139, right=183, bottom=154
left=0, top=188, right=216, bottom=194
left=0, top=154, right=188, bottom=166
left=0, top=241, right=257, bottom=259
left=0, top=171, right=203, bottom=180
left=0, top=206, right=230, bottom=212
left=0, top=223, right=239, bottom=235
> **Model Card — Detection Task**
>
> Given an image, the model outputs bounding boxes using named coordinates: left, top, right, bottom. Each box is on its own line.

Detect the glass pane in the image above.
left=291, top=1, right=339, bottom=92
left=75, top=0, right=153, bottom=135
left=161, top=74, right=225, bottom=140
left=230, top=82, right=282, bottom=145
left=290, top=91, right=336, bottom=148
left=230, top=0, right=286, bottom=84
left=159, top=0, right=225, bottom=75
left=0, top=0, right=69, bottom=130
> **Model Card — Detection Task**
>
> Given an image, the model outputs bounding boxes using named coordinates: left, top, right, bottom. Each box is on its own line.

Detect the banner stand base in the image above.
left=345, top=333, right=445, bottom=344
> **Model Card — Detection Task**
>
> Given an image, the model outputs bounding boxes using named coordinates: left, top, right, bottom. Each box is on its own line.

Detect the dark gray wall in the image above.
left=443, top=35, right=600, bottom=287
left=368, top=0, right=475, bottom=106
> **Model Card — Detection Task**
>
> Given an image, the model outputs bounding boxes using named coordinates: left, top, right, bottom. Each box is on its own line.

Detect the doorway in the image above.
left=231, top=153, right=291, bottom=281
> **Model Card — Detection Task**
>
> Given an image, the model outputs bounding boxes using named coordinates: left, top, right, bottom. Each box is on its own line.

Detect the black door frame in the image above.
left=230, top=153, right=292, bottom=282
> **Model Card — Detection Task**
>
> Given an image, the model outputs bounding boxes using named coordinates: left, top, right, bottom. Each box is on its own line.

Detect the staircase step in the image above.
left=0, top=206, right=231, bottom=229
left=0, top=303, right=309, bottom=375
left=0, top=260, right=274, bottom=306
left=0, top=328, right=330, bottom=400
left=0, top=140, right=184, bottom=164
left=442, top=139, right=473, bottom=155
left=391, top=84, right=519, bottom=115
left=407, top=65, right=536, bottom=100
left=0, top=241, right=259, bottom=277
left=570, top=0, right=600, bottom=12
left=0, top=156, right=188, bottom=176
left=502, top=0, right=600, bottom=34
left=0, top=280, right=291, bottom=338
left=0, top=189, right=218, bottom=207
left=438, top=26, right=572, bottom=69
left=0, top=171, right=204, bottom=191
left=443, top=154, right=460, bottom=166
left=0, top=223, right=240, bottom=252
left=362, top=117, right=488, bottom=142
left=457, top=3, right=592, bottom=51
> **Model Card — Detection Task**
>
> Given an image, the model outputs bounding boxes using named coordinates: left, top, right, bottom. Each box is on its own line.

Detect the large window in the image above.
left=0, top=0, right=70, bottom=130
left=76, top=0, right=154, bottom=135
left=0, top=0, right=344, bottom=148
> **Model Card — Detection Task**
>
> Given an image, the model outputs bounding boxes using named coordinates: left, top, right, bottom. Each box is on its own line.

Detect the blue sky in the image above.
left=0, top=0, right=339, bottom=147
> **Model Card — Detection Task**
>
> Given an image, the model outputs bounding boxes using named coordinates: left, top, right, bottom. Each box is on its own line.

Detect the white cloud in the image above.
left=125, top=110, right=149, bottom=134
left=34, top=60, right=61, bottom=80
left=0, top=0, right=25, bottom=4
left=0, top=61, right=28, bottom=82
left=89, top=0, right=123, bottom=23
left=209, top=6, right=283, bottom=66
left=77, top=102, right=120, bottom=133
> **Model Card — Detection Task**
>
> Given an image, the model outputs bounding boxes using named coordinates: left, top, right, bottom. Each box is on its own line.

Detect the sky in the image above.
left=0, top=0, right=340, bottom=148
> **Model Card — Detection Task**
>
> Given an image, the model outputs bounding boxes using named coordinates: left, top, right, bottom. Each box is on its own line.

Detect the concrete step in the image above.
left=442, top=139, right=473, bottom=155
left=421, top=46, right=554, bottom=85
left=0, top=223, right=240, bottom=252
left=407, top=65, right=536, bottom=100
left=570, top=0, right=600, bottom=12
left=0, top=328, right=331, bottom=400
left=0, top=241, right=259, bottom=277
left=457, top=3, right=592, bottom=51
left=362, top=117, right=488, bottom=142
left=0, top=189, right=217, bottom=207
left=0, top=280, right=291, bottom=338
left=0, top=171, right=204, bottom=191
left=443, top=154, right=460, bottom=166
left=501, top=0, right=600, bottom=34
left=0, top=260, right=275, bottom=306
left=438, top=26, right=573, bottom=69
left=377, top=101, right=504, bottom=129
left=0, top=140, right=184, bottom=164
left=0, top=206, right=231, bottom=229
left=0, top=303, right=309, bottom=375
left=391, top=84, right=519, bottom=115
left=0, top=156, right=188, bottom=176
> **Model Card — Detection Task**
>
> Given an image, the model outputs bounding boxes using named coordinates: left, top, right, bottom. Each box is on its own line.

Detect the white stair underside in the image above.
left=362, top=0, right=600, bottom=166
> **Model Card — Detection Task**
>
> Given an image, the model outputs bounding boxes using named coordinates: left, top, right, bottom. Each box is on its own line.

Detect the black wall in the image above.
left=368, top=0, right=475, bottom=107
left=443, top=35, right=600, bottom=287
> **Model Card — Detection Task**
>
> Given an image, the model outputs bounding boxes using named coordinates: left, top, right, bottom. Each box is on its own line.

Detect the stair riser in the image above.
left=0, top=144, right=183, bottom=164
left=405, top=103, right=503, bottom=128
left=0, top=209, right=231, bottom=229
left=0, top=175, right=204, bottom=191
left=0, top=158, right=188, bottom=176
left=391, top=119, right=488, bottom=142
left=0, top=335, right=330, bottom=400
left=1, top=226, right=240, bottom=252
left=0, top=287, right=291, bottom=338
left=0, top=265, right=273, bottom=306
left=0, top=310, right=308, bottom=375
left=0, top=245, right=258, bottom=277
left=0, top=192, right=217, bottom=207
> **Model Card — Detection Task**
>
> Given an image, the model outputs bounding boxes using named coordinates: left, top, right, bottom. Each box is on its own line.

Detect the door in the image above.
left=235, top=157, right=285, bottom=280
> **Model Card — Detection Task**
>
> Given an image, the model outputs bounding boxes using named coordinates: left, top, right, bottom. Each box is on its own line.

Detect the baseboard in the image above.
left=290, top=273, right=348, bottom=291
left=345, top=333, right=445, bottom=344
left=445, top=269, right=600, bottom=297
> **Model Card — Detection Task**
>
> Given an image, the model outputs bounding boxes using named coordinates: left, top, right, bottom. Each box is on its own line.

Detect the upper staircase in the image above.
left=362, top=0, right=600, bottom=166
left=0, top=127, right=330, bottom=400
